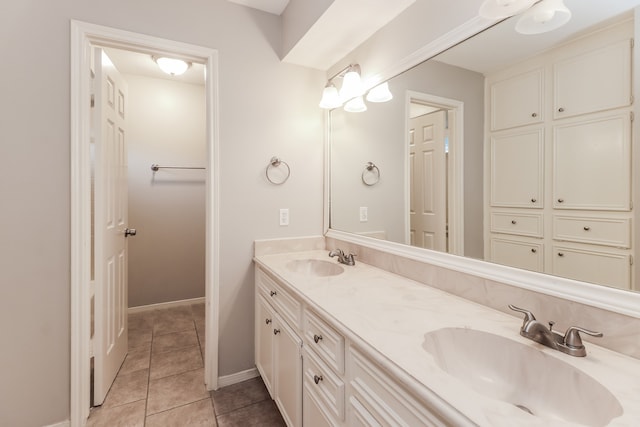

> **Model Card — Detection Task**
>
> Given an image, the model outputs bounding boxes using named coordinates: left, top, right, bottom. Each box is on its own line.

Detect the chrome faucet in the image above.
left=509, top=305, right=603, bottom=357
left=328, top=248, right=356, bottom=266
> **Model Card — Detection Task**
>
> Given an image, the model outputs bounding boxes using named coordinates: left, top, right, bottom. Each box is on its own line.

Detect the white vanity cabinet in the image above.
left=486, top=21, right=634, bottom=289
left=255, top=268, right=302, bottom=427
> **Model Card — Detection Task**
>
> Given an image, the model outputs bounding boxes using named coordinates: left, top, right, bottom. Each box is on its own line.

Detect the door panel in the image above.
left=94, top=47, right=129, bottom=405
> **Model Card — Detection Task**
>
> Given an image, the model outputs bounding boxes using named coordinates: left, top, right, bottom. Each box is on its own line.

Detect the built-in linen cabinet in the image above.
left=490, top=67, right=544, bottom=131
left=486, top=20, right=634, bottom=289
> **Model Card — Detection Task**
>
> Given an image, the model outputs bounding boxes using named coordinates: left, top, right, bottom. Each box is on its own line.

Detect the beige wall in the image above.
left=125, top=74, right=206, bottom=308
left=0, top=1, right=324, bottom=426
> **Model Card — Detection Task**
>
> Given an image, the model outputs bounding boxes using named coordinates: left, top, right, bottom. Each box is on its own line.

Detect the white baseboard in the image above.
left=43, top=421, right=70, bottom=427
left=217, top=367, right=259, bottom=388
left=128, top=297, right=206, bottom=314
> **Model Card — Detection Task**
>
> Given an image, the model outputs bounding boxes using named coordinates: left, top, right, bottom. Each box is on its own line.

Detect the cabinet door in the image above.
left=552, top=246, right=631, bottom=290
left=274, top=313, right=303, bottom=427
left=491, top=237, right=544, bottom=272
left=303, top=382, right=336, bottom=427
left=491, top=129, right=543, bottom=208
left=255, top=295, right=275, bottom=397
left=554, top=39, right=632, bottom=119
left=491, top=68, right=543, bottom=131
left=553, top=113, right=631, bottom=210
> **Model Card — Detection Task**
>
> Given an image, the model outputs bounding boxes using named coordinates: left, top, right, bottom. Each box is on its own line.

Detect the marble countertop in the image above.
left=254, top=249, right=640, bottom=427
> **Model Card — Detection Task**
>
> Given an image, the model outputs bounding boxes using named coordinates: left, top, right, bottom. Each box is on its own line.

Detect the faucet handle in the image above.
left=508, top=304, right=536, bottom=325
left=564, top=326, right=603, bottom=349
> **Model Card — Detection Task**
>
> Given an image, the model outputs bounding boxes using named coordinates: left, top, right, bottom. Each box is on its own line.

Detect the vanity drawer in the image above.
left=552, top=245, right=631, bottom=290
left=304, top=309, right=345, bottom=375
left=348, top=347, right=449, bottom=427
left=303, top=346, right=345, bottom=421
left=491, top=212, right=543, bottom=237
left=256, top=267, right=301, bottom=330
left=553, top=216, right=630, bottom=248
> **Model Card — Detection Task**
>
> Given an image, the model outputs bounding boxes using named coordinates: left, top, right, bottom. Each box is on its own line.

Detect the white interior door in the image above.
left=93, top=47, right=129, bottom=405
left=409, top=110, right=447, bottom=251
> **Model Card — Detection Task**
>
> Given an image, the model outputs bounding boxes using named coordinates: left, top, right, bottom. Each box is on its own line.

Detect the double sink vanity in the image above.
left=254, top=237, right=640, bottom=427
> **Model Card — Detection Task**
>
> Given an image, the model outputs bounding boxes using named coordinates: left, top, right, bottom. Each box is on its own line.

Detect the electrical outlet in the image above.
left=359, top=206, right=368, bottom=222
left=280, top=208, right=289, bottom=226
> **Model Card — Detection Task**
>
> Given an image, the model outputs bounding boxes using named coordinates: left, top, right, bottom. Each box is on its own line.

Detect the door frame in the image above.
left=70, top=20, right=220, bottom=426
left=404, top=91, right=464, bottom=255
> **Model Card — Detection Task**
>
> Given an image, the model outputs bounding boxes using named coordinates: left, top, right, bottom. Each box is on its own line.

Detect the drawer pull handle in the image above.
left=313, top=375, right=323, bottom=385
left=558, top=107, right=565, bottom=112
left=265, top=318, right=272, bottom=325
left=273, top=329, right=281, bottom=335
left=557, top=198, right=564, bottom=203
left=558, top=252, right=565, bottom=257
left=531, top=112, right=538, bottom=117
left=511, top=220, right=517, bottom=225
left=313, top=334, right=323, bottom=344
left=531, top=248, right=537, bottom=253
left=583, top=226, right=591, bottom=231
left=531, top=198, right=537, bottom=203
left=270, top=290, right=277, bottom=297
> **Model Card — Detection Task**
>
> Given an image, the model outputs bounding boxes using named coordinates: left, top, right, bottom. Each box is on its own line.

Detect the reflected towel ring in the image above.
left=362, top=162, right=380, bottom=186
left=266, top=156, right=291, bottom=185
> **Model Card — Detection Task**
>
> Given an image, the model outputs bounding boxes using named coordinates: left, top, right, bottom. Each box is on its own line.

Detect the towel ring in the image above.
left=266, top=156, right=290, bottom=185
left=362, top=162, right=380, bottom=186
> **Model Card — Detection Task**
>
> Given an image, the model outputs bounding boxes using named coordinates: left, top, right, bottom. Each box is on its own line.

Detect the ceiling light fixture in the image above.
left=515, top=0, right=571, bottom=34
left=319, top=82, right=343, bottom=109
left=366, top=82, right=393, bottom=103
left=479, top=0, right=536, bottom=20
left=344, top=96, right=367, bottom=113
left=153, top=56, right=192, bottom=76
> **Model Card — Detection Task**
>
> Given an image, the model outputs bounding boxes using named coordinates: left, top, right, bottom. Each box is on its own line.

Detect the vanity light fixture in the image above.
left=479, top=0, right=537, bottom=20
left=153, top=56, right=192, bottom=76
left=366, top=82, right=393, bottom=103
left=515, top=0, right=571, bottom=35
left=344, top=96, right=367, bottom=113
left=319, top=63, right=393, bottom=111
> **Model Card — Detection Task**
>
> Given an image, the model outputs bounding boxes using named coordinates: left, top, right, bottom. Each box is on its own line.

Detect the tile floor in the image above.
left=88, top=303, right=286, bottom=426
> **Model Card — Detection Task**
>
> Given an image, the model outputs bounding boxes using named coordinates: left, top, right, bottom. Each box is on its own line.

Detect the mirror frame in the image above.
left=324, top=14, right=640, bottom=319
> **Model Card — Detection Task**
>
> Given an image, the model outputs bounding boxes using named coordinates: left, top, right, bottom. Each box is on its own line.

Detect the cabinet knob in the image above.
left=558, top=252, right=565, bottom=257
left=557, top=198, right=564, bottom=203
left=273, top=329, right=281, bottom=335
left=531, top=248, right=537, bottom=253
left=313, top=334, right=323, bottom=343
left=531, top=198, right=537, bottom=203
left=558, top=107, right=565, bottom=112
left=511, top=220, right=517, bottom=225
left=583, top=226, right=591, bottom=231
left=313, top=374, right=323, bottom=385
left=269, top=290, right=277, bottom=297
left=531, top=112, right=538, bottom=118
left=265, top=318, right=272, bottom=325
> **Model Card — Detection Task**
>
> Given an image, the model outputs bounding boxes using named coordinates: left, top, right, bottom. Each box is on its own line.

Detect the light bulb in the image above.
left=319, top=83, right=343, bottom=109
left=344, top=96, right=367, bottom=113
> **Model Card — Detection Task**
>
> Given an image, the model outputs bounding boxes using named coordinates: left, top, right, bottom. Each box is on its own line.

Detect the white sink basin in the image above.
left=423, top=327, right=622, bottom=426
left=285, top=259, right=344, bottom=277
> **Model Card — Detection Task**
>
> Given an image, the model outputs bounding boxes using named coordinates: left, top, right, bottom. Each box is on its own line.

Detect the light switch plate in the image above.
left=280, top=208, right=289, bottom=226
left=359, top=207, right=368, bottom=222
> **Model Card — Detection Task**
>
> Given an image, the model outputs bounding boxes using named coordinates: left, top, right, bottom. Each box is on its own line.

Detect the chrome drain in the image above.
left=515, top=404, right=534, bottom=415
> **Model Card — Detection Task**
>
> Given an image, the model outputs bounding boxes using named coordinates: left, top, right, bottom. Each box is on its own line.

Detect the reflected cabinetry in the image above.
left=486, top=20, right=634, bottom=290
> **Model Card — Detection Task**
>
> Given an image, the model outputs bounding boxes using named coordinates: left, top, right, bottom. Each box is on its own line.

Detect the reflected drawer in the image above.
left=304, top=309, right=345, bottom=374
left=553, top=216, right=630, bottom=248
left=552, top=246, right=630, bottom=290
left=490, top=237, right=544, bottom=272
left=491, top=212, right=543, bottom=237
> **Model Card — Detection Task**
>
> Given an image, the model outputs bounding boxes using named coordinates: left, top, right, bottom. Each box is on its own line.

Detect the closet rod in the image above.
left=151, top=164, right=205, bottom=171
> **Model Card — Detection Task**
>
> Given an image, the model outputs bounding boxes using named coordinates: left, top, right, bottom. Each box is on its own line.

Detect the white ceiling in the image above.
left=103, top=48, right=205, bottom=85
left=436, top=0, right=640, bottom=74
left=227, top=0, right=290, bottom=15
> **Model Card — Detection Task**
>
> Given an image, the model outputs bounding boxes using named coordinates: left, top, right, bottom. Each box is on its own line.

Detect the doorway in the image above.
left=71, top=21, right=220, bottom=427
left=405, top=91, right=464, bottom=256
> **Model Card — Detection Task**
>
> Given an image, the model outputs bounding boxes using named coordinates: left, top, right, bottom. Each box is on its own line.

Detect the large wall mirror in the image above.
left=329, top=0, right=640, bottom=297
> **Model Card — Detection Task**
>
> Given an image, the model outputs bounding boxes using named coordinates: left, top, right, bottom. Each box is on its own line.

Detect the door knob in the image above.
left=124, top=228, right=137, bottom=237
